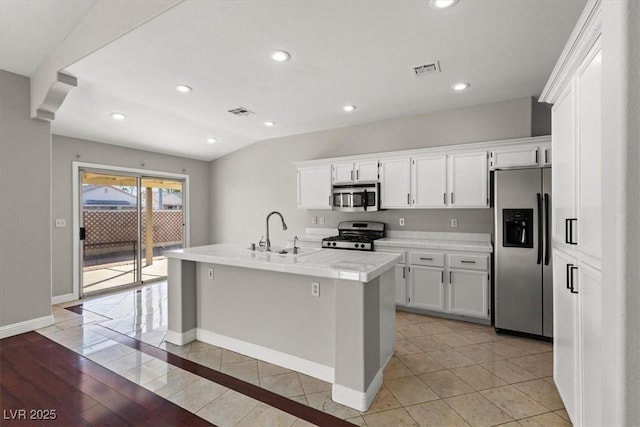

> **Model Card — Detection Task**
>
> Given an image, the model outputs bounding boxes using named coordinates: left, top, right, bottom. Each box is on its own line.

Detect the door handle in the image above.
left=544, top=193, right=551, bottom=265
left=79, top=227, right=86, bottom=240
left=569, top=265, right=579, bottom=294
left=566, top=263, right=573, bottom=290
left=565, top=218, right=578, bottom=245
left=537, top=193, right=542, bottom=264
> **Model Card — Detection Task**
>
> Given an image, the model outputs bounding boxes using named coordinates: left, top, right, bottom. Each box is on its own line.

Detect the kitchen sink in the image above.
left=249, top=246, right=321, bottom=257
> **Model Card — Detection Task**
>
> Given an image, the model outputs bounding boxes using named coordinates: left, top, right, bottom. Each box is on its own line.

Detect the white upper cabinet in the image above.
left=411, top=155, right=447, bottom=208
left=297, top=165, right=332, bottom=209
left=332, top=163, right=354, bottom=184
left=576, top=47, right=602, bottom=266
left=552, top=84, right=576, bottom=250
left=490, top=147, right=539, bottom=169
left=448, top=152, right=489, bottom=208
left=380, top=158, right=411, bottom=208
left=332, top=161, right=379, bottom=184
left=550, top=41, right=601, bottom=269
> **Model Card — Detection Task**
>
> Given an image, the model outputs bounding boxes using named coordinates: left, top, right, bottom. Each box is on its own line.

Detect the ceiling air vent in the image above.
left=413, top=61, right=441, bottom=77
left=227, top=107, right=255, bottom=117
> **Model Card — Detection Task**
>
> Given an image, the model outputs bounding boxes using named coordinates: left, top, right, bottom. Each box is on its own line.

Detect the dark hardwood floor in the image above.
left=0, top=332, right=214, bottom=426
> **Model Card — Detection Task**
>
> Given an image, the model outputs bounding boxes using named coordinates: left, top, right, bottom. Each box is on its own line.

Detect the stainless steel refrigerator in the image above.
left=494, top=168, right=552, bottom=338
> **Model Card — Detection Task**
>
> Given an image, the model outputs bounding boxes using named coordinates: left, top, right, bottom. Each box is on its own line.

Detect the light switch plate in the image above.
left=319, top=217, right=325, bottom=225
left=451, top=218, right=458, bottom=227
left=311, top=281, right=320, bottom=297
left=311, top=216, right=317, bottom=224
left=399, top=218, right=405, bottom=226
left=55, top=219, right=66, bottom=228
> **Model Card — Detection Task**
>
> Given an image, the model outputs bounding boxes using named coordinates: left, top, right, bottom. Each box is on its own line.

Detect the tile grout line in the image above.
left=64, top=303, right=355, bottom=427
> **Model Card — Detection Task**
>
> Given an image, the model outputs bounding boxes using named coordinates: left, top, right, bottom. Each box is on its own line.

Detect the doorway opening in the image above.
left=79, top=169, right=185, bottom=296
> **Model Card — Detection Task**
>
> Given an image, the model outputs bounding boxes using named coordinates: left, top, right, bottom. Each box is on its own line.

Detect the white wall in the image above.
left=601, top=0, right=640, bottom=424
left=209, top=97, right=541, bottom=245
left=51, top=135, right=211, bottom=299
left=0, top=70, right=52, bottom=331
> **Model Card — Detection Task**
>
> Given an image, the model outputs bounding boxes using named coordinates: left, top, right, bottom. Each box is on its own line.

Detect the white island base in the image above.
left=165, top=245, right=399, bottom=411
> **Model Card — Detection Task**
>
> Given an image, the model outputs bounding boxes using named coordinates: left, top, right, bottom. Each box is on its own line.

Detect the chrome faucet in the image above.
left=265, top=211, right=288, bottom=252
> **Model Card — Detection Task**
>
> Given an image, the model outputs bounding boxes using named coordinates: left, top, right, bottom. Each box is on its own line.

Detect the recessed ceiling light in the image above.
left=207, top=138, right=217, bottom=144
left=264, top=121, right=276, bottom=127
left=343, top=105, right=357, bottom=112
left=176, top=84, right=192, bottom=93
left=451, top=82, right=470, bottom=91
left=111, top=112, right=126, bottom=120
left=429, top=0, right=458, bottom=9
left=270, top=50, right=291, bottom=62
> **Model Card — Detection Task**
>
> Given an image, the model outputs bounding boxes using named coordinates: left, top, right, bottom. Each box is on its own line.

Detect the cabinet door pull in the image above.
left=566, top=263, right=574, bottom=290
left=443, top=193, right=447, bottom=204
left=356, top=169, right=359, bottom=180
left=420, top=257, right=433, bottom=261
left=569, top=265, right=579, bottom=294
left=402, top=266, right=406, bottom=279
left=460, top=260, right=476, bottom=264
left=407, top=193, right=410, bottom=205
left=351, top=170, right=354, bottom=181
left=535, top=150, right=539, bottom=164
left=449, top=271, right=452, bottom=284
left=569, top=218, right=577, bottom=245
left=441, top=270, right=444, bottom=284
left=545, top=150, right=548, bottom=164
left=451, top=192, right=454, bottom=204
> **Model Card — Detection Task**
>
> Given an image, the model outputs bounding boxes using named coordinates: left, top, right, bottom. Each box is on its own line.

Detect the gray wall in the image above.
left=52, top=135, right=211, bottom=298
left=0, top=70, right=52, bottom=328
left=210, top=97, right=543, bottom=245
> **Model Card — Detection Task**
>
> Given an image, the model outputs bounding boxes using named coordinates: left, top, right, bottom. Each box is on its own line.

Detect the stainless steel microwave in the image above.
left=331, top=183, right=380, bottom=212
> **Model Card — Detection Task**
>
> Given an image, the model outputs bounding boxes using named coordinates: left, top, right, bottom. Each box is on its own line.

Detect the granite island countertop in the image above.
left=166, top=243, right=401, bottom=282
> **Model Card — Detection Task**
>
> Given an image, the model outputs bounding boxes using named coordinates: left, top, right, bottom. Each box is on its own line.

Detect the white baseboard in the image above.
left=196, top=328, right=334, bottom=383
left=0, top=315, right=54, bottom=339
left=332, top=368, right=383, bottom=412
left=165, top=328, right=197, bottom=346
left=52, top=293, right=76, bottom=305
left=331, top=352, right=392, bottom=411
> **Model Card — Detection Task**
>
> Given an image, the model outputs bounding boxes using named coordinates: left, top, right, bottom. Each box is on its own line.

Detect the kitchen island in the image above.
left=165, top=243, right=401, bottom=411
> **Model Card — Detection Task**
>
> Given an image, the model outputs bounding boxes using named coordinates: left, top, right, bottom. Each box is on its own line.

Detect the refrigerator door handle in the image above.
left=536, top=193, right=542, bottom=264
left=544, top=193, right=551, bottom=265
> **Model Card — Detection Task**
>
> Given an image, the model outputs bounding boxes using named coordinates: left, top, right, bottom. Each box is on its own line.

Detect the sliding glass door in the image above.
left=80, top=170, right=184, bottom=296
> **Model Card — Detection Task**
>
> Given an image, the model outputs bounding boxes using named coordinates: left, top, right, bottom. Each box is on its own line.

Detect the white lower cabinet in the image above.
left=409, top=265, right=445, bottom=311
left=395, top=264, right=407, bottom=305
left=448, top=269, right=489, bottom=318
left=394, top=249, right=490, bottom=321
left=552, top=249, right=602, bottom=426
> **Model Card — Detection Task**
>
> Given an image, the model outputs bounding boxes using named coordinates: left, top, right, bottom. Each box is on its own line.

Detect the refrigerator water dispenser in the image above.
left=503, top=209, right=533, bottom=248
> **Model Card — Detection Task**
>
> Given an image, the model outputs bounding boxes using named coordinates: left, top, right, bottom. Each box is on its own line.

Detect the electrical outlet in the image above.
left=399, top=218, right=405, bottom=226
left=207, top=268, right=214, bottom=280
left=55, top=219, right=66, bottom=228
left=311, top=216, right=317, bottom=224
left=451, top=218, right=458, bottom=227
left=311, top=281, right=320, bottom=297
left=319, top=216, right=325, bottom=225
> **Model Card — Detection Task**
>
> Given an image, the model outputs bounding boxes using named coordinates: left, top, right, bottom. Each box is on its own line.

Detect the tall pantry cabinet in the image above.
left=539, top=1, right=602, bottom=425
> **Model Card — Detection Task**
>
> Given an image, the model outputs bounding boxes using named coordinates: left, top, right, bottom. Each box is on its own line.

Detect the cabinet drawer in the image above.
left=409, top=251, right=444, bottom=267
left=448, top=253, right=488, bottom=271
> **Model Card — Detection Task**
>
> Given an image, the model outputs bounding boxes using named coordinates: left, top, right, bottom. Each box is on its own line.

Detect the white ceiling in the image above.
left=5, top=1, right=586, bottom=162
left=0, top=0, right=96, bottom=76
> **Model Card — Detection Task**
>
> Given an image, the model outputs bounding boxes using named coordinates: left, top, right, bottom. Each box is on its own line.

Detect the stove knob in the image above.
left=332, top=242, right=336, bottom=247
left=354, top=243, right=359, bottom=248
left=360, top=244, right=365, bottom=248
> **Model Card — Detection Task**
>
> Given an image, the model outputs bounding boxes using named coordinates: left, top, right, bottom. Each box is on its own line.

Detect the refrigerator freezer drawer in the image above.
left=448, top=253, right=489, bottom=271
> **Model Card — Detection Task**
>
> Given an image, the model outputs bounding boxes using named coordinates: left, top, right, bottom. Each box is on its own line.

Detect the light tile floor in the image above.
left=46, top=282, right=572, bottom=426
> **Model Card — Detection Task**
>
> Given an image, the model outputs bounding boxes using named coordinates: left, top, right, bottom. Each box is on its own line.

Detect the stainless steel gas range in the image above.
left=321, top=221, right=385, bottom=251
